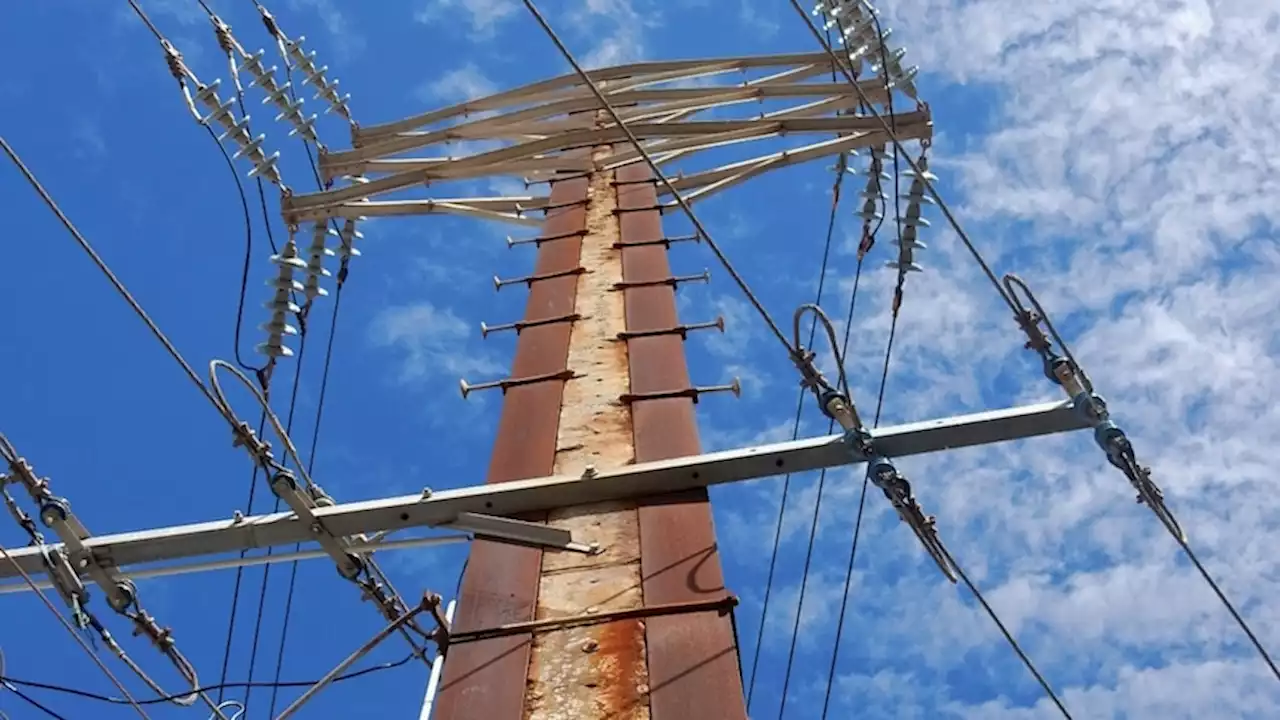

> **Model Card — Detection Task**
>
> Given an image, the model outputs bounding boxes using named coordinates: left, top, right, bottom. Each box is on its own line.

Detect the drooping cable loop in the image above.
left=0, top=436, right=232, bottom=719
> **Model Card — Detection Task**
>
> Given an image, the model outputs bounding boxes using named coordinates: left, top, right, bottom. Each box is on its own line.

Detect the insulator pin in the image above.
left=284, top=36, right=353, bottom=122
left=193, top=79, right=283, bottom=186
left=259, top=240, right=305, bottom=359
left=302, top=222, right=335, bottom=303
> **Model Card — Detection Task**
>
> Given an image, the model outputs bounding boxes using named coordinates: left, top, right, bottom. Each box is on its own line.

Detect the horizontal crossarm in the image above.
left=0, top=399, right=1088, bottom=581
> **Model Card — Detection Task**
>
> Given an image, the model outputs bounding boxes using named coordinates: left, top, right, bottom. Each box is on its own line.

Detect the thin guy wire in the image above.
left=215, top=39, right=289, bottom=704
left=1, top=136, right=227, bottom=421
left=214, top=42, right=292, bottom=706
left=214, top=413, right=267, bottom=704
left=745, top=156, right=846, bottom=710
left=0, top=543, right=150, bottom=719
left=819, top=231, right=876, bottom=717
left=520, top=0, right=792, bottom=354
left=778, top=224, right=874, bottom=719
left=786, top=0, right=1019, bottom=319
left=791, top=17, right=904, bottom=710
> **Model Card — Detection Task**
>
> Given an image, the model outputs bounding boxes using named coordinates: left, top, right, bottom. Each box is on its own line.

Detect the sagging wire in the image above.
left=519, top=0, right=794, bottom=356
left=240, top=330, right=312, bottom=716
left=0, top=436, right=232, bottom=720
left=1003, top=274, right=1280, bottom=685
left=187, top=7, right=367, bottom=708
left=2, top=679, right=68, bottom=720
left=779, top=10, right=923, bottom=705
left=0, top=538, right=148, bottom=719
left=746, top=148, right=850, bottom=710
left=787, top=311, right=1072, bottom=718
left=816, top=144, right=891, bottom=719
left=1, top=647, right=427, bottom=706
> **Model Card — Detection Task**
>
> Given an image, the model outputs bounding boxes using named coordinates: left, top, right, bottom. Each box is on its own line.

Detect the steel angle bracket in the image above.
left=442, top=511, right=597, bottom=554
left=269, top=470, right=364, bottom=579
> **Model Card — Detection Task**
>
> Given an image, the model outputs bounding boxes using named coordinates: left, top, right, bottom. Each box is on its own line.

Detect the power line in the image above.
left=0, top=541, right=150, bottom=719
left=124, top=0, right=165, bottom=43
left=242, top=331, right=312, bottom=716
left=0, top=649, right=424, bottom=707
left=265, top=50, right=357, bottom=717
left=745, top=29, right=848, bottom=706
left=519, top=0, right=793, bottom=356
left=1, top=135, right=226, bottom=424
left=2, top=681, right=69, bottom=720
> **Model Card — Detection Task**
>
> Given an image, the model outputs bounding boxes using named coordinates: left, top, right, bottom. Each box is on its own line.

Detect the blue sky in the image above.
left=4, top=0, right=1280, bottom=718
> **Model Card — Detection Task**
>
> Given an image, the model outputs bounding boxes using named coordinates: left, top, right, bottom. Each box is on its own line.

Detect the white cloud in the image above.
left=286, top=0, right=368, bottom=58
left=715, top=1, right=1280, bottom=717
left=368, top=301, right=501, bottom=385
left=419, top=63, right=499, bottom=104
left=415, top=0, right=520, bottom=38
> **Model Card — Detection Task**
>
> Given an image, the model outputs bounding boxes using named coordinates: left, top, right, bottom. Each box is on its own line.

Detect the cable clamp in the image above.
left=865, top=455, right=958, bottom=583
left=269, top=470, right=363, bottom=579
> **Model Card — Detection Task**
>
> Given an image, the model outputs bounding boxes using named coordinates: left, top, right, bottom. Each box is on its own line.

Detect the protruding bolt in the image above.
left=421, top=487, right=433, bottom=500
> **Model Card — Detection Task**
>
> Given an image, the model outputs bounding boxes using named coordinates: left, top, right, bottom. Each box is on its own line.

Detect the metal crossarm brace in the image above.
left=0, top=399, right=1088, bottom=581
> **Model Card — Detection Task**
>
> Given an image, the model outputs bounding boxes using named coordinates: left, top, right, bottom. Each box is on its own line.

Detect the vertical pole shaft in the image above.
left=436, top=148, right=744, bottom=717
left=432, top=171, right=589, bottom=719
left=617, top=163, right=746, bottom=718
left=524, top=144, right=649, bottom=716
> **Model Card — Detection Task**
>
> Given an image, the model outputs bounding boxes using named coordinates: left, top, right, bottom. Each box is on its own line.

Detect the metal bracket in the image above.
left=444, top=512, right=596, bottom=554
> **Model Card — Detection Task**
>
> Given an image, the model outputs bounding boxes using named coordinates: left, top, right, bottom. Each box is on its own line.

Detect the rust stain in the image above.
left=525, top=147, right=650, bottom=720
left=616, top=162, right=747, bottom=719
left=594, top=618, right=649, bottom=716
left=434, top=176, right=591, bottom=720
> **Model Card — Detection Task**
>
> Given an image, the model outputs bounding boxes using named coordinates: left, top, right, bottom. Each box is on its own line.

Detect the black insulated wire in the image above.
left=0, top=650, right=425, bottom=707
left=745, top=151, right=847, bottom=710
left=779, top=230, right=872, bottom=718
left=266, top=56, right=355, bottom=717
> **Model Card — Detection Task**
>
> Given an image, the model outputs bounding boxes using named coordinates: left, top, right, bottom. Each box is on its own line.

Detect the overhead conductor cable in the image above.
left=0, top=435, right=231, bottom=719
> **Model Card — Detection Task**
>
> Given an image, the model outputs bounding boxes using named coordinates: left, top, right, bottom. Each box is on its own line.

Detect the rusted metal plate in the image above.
left=434, top=175, right=590, bottom=720
left=526, top=160, right=650, bottom=719
left=616, top=162, right=747, bottom=719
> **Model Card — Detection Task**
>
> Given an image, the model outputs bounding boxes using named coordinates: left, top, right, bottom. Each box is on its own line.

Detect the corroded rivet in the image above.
left=582, top=639, right=599, bottom=653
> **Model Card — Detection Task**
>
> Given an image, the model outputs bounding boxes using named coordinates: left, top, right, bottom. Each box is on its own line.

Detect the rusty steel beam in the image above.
left=524, top=148, right=649, bottom=717
left=432, top=176, right=590, bottom=719
left=617, top=162, right=747, bottom=718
